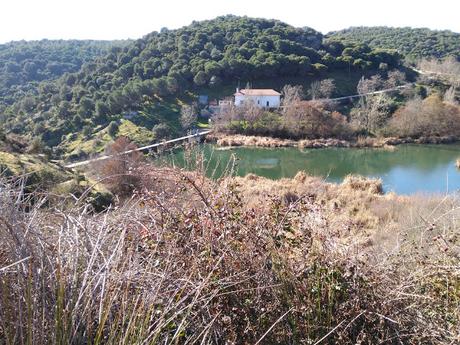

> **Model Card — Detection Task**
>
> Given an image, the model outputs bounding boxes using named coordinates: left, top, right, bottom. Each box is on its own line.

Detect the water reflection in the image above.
left=162, top=143, right=460, bottom=195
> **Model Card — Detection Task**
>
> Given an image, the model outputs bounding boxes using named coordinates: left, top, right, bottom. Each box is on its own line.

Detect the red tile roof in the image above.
left=234, top=89, right=281, bottom=96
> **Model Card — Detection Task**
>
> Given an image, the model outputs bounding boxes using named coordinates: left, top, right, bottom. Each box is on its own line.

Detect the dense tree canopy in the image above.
left=327, top=27, right=460, bottom=62
left=2, top=16, right=403, bottom=148
left=0, top=39, right=129, bottom=105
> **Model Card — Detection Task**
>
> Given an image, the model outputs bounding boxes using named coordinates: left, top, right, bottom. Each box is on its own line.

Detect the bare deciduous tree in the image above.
left=96, top=137, right=143, bottom=196
left=351, top=93, right=392, bottom=134
left=180, top=103, right=198, bottom=131
left=281, top=84, right=303, bottom=114
left=242, top=101, right=264, bottom=126
left=443, top=86, right=457, bottom=105
left=357, top=75, right=383, bottom=95
left=386, top=70, right=406, bottom=88
left=309, top=79, right=336, bottom=100
left=417, top=57, right=460, bottom=86
left=418, top=56, right=460, bottom=75
left=354, top=74, right=394, bottom=134
left=389, top=94, right=460, bottom=137
left=212, top=101, right=263, bottom=133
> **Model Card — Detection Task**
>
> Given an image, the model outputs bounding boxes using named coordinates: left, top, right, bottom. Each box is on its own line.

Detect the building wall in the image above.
left=234, top=95, right=280, bottom=108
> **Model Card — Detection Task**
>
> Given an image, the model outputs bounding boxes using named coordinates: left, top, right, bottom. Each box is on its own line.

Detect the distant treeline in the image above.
left=327, top=27, right=460, bottom=62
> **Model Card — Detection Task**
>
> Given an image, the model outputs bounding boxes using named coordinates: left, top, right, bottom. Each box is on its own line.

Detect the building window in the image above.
left=257, top=100, right=260, bottom=105
left=266, top=101, right=270, bottom=107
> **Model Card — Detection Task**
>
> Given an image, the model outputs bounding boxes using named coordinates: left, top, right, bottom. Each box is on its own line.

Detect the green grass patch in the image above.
left=118, top=119, right=155, bottom=145
left=0, top=151, right=22, bottom=174
left=61, top=119, right=157, bottom=159
left=0, top=151, right=73, bottom=185
left=133, top=96, right=183, bottom=135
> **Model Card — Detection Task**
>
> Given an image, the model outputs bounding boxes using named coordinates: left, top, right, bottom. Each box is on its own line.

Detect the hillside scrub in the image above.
left=2, top=16, right=402, bottom=149
left=1, top=161, right=459, bottom=344
left=0, top=133, right=114, bottom=210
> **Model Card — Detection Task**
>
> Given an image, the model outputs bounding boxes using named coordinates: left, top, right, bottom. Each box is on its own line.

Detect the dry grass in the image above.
left=211, top=133, right=297, bottom=148
left=210, top=133, right=459, bottom=150
left=342, top=175, right=383, bottom=195
left=0, top=166, right=459, bottom=344
left=231, top=172, right=386, bottom=233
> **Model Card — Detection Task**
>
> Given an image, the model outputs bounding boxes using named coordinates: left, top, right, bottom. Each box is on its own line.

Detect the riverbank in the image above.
left=207, top=132, right=459, bottom=149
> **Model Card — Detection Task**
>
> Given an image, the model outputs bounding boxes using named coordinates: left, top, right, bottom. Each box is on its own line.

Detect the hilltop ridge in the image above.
left=327, top=26, right=460, bottom=61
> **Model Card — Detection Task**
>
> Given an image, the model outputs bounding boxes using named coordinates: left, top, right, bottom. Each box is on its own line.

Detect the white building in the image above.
left=234, top=88, right=281, bottom=108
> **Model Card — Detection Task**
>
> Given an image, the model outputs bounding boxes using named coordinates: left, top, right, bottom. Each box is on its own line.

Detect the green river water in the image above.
left=161, top=143, right=460, bottom=195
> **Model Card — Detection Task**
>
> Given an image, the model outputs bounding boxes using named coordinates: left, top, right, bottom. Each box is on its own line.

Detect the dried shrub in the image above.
left=388, top=95, right=460, bottom=137
left=214, top=91, right=351, bottom=140
left=342, top=175, right=384, bottom=194
left=0, top=166, right=458, bottom=344
left=94, top=136, right=143, bottom=196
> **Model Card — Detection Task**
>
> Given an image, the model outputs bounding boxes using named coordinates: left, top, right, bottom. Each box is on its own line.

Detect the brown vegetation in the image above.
left=214, top=85, right=351, bottom=140
left=212, top=69, right=460, bottom=144
left=388, top=94, right=460, bottom=137
left=284, top=100, right=350, bottom=139
left=308, top=78, right=336, bottom=100
left=0, top=132, right=29, bottom=154
left=1, top=160, right=459, bottom=344
left=93, top=136, right=143, bottom=196
left=208, top=132, right=459, bottom=149
left=418, top=57, right=460, bottom=86
left=231, top=172, right=387, bottom=234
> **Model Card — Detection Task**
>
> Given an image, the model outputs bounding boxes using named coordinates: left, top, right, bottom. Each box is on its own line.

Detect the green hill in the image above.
left=1, top=16, right=402, bottom=156
left=327, top=27, right=460, bottom=62
left=0, top=39, right=130, bottom=105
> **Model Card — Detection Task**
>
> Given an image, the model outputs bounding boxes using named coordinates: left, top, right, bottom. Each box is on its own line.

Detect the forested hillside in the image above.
left=1, top=16, right=402, bottom=150
left=0, top=40, right=129, bottom=105
left=327, top=27, right=460, bottom=61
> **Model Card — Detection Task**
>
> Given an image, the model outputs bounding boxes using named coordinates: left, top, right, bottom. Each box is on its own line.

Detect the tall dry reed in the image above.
left=0, top=167, right=459, bottom=344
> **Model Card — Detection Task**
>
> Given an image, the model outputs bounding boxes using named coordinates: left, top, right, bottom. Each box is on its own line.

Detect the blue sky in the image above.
left=1, top=0, right=459, bottom=43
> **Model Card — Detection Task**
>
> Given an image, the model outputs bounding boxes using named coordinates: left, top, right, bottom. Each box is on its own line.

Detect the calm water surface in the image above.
left=163, top=143, right=460, bottom=195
